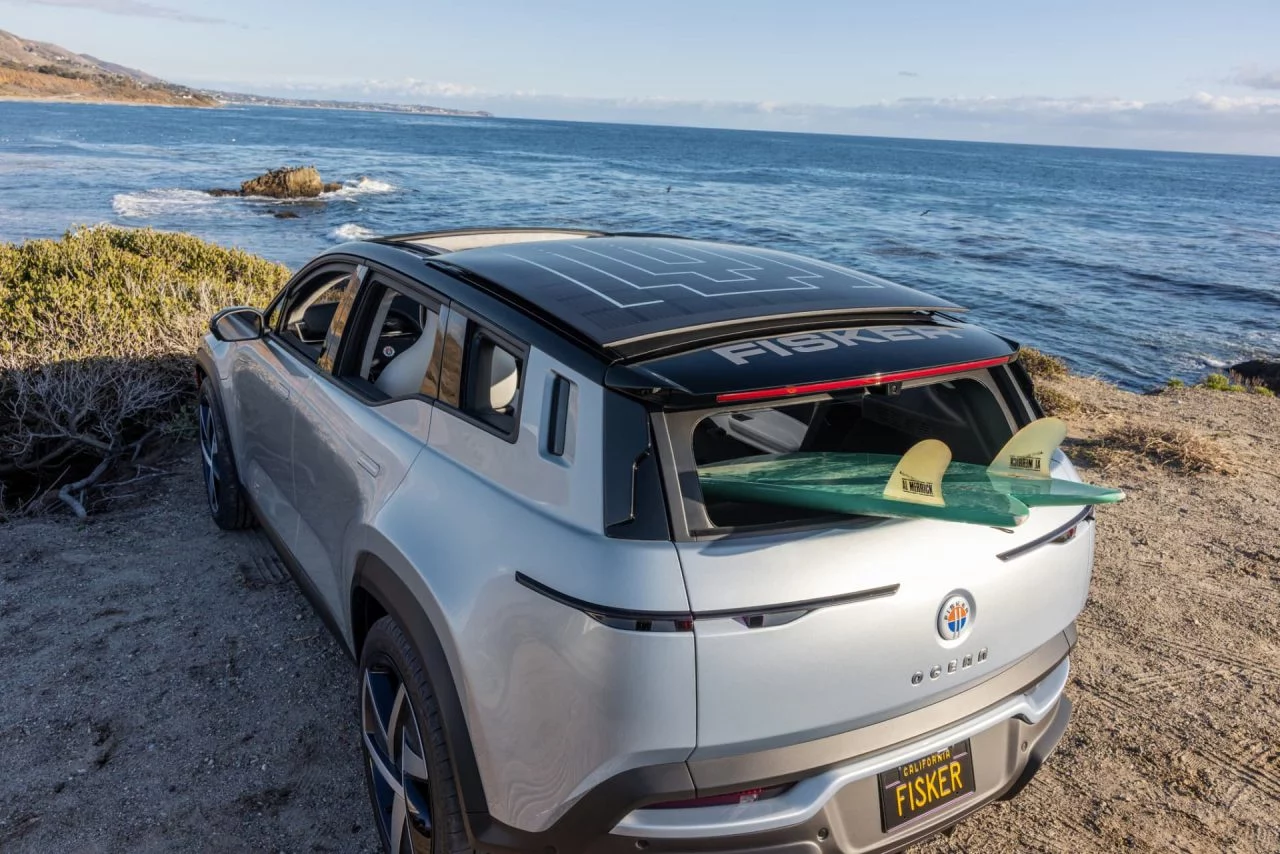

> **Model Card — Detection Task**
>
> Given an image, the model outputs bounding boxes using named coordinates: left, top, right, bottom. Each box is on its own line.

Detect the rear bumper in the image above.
left=469, top=636, right=1073, bottom=854
left=598, top=659, right=1071, bottom=854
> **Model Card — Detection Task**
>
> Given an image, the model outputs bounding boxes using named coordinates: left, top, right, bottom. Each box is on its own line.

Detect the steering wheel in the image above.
left=369, top=309, right=425, bottom=376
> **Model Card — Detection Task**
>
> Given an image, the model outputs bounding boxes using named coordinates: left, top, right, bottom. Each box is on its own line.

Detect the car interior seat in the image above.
left=482, top=344, right=519, bottom=414
left=375, top=312, right=440, bottom=398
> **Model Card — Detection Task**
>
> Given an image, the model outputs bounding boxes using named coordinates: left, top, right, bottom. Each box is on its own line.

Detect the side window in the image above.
left=275, top=267, right=357, bottom=366
left=334, top=278, right=443, bottom=401
left=436, top=311, right=526, bottom=440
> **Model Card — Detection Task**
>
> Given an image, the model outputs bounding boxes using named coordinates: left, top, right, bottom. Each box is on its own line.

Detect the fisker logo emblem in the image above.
left=937, top=593, right=973, bottom=641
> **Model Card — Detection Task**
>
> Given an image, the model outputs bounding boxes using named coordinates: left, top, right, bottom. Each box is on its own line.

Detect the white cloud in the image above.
left=3, top=0, right=229, bottom=24
left=209, top=76, right=1280, bottom=155
left=1226, top=65, right=1280, bottom=91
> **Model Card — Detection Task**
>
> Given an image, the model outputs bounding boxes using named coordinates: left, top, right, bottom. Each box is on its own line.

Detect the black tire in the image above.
left=197, top=377, right=255, bottom=530
left=359, top=616, right=472, bottom=854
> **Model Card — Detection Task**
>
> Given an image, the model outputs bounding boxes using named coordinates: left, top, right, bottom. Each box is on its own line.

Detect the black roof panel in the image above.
left=432, top=237, right=963, bottom=355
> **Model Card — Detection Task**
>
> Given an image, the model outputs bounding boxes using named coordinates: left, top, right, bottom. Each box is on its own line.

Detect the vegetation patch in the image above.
left=1075, top=421, right=1239, bottom=476
left=1017, top=347, right=1069, bottom=380
left=0, top=226, right=287, bottom=517
left=1034, top=384, right=1082, bottom=416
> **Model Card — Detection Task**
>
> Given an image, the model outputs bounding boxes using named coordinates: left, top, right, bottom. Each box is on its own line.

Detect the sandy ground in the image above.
left=1, top=379, right=1277, bottom=853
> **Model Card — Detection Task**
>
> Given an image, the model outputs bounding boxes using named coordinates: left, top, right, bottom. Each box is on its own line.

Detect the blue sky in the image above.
left=4, top=0, right=1280, bottom=154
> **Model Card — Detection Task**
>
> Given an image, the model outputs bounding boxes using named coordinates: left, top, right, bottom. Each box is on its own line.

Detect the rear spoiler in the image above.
left=606, top=318, right=1018, bottom=408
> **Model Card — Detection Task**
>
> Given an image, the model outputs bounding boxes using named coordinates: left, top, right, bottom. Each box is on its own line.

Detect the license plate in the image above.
left=878, top=739, right=976, bottom=832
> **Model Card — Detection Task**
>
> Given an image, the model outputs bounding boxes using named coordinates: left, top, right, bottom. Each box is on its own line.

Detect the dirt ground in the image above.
left=1, top=379, right=1278, bottom=853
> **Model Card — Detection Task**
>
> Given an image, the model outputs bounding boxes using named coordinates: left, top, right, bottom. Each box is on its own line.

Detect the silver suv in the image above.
left=197, top=229, right=1090, bottom=854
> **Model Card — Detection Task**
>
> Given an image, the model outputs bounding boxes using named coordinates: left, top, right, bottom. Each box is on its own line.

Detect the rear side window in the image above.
left=681, top=375, right=1015, bottom=531
left=438, top=311, right=526, bottom=441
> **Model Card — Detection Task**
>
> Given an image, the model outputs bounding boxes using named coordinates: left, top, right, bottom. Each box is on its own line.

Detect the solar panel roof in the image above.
left=431, top=236, right=963, bottom=353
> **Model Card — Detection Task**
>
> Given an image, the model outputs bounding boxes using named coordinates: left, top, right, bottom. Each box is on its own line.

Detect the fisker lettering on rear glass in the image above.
left=712, top=326, right=964, bottom=366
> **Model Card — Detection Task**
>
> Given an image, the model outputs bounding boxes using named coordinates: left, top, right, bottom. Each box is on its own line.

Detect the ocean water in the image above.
left=1, top=101, right=1277, bottom=390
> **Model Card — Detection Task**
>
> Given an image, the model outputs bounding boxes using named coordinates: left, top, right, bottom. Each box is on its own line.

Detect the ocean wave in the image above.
left=322, top=177, right=398, bottom=198
left=331, top=223, right=376, bottom=241
left=112, top=189, right=221, bottom=218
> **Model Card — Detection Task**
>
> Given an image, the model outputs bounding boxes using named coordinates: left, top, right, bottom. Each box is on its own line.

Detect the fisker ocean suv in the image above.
left=197, top=228, right=1094, bottom=853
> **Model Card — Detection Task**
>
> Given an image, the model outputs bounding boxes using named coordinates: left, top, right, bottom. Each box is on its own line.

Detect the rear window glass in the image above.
left=689, top=377, right=1014, bottom=529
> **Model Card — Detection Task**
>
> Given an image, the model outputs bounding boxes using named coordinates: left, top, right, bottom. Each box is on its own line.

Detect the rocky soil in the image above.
left=1, top=378, right=1277, bottom=853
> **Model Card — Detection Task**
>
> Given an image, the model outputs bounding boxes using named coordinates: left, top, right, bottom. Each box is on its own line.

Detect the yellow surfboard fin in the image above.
left=988, top=417, right=1068, bottom=480
left=884, top=439, right=951, bottom=507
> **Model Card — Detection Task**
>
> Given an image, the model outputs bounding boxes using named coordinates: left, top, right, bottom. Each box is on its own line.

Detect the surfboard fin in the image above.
left=884, top=439, right=951, bottom=507
left=988, top=417, right=1067, bottom=480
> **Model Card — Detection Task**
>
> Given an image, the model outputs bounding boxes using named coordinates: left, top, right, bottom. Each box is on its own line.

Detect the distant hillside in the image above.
left=0, top=29, right=492, bottom=117
left=0, top=29, right=215, bottom=106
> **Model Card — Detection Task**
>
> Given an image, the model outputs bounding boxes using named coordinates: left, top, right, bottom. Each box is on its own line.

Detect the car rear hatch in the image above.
left=623, top=318, right=1095, bottom=760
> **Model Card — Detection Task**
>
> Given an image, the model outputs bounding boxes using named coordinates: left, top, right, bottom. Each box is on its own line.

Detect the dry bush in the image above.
left=1, top=226, right=287, bottom=517
left=1017, top=347, right=1069, bottom=380
left=1075, top=421, right=1239, bottom=476
left=1034, top=384, right=1082, bottom=416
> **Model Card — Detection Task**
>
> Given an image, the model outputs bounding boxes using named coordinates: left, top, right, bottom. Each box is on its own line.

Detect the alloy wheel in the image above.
left=198, top=397, right=220, bottom=513
left=362, top=665, right=433, bottom=853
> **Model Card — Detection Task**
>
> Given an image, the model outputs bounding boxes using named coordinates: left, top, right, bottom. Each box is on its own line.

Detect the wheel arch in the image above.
left=350, top=551, right=490, bottom=830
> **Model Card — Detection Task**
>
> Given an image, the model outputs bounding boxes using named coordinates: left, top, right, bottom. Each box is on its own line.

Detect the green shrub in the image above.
left=1166, top=378, right=1184, bottom=389
left=1, top=226, right=288, bottom=516
left=1253, top=385, right=1277, bottom=398
left=1201, top=373, right=1237, bottom=391
left=1017, top=347, right=1068, bottom=380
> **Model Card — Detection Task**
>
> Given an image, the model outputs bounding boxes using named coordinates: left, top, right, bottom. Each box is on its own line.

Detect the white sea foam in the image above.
left=112, top=188, right=220, bottom=218
left=323, top=177, right=398, bottom=198
left=1193, top=354, right=1230, bottom=369
left=331, top=223, right=377, bottom=241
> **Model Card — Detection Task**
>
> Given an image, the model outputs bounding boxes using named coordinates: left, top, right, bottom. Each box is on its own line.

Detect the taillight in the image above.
left=715, top=355, right=1012, bottom=403
left=647, top=784, right=791, bottom=809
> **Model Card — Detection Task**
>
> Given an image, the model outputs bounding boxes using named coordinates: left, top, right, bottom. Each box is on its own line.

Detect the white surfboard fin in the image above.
left=988, top=417, right=1067, bottom=480
left=884, top=439, right=951, bottom=507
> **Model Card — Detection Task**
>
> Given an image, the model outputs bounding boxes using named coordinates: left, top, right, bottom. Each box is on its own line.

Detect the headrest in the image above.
left=481, top=345, right=519, bottom=412
left=301, top=301, right=339, bottom=336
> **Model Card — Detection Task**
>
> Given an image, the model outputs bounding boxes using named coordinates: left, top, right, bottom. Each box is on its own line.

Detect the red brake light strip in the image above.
left=715, top=355, right=1013, bottom=404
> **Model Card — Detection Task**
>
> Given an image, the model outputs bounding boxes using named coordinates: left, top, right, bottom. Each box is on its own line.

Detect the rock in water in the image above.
left=322, top=182, right=343, bottom=193
left=239, top=166, right=325, bottom=199
left=1230, top=359, right=1280, bottom=392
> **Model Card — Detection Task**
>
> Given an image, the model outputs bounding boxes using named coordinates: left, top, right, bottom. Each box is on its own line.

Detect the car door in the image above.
left=288, top=269, right=446, bottom=624
left=231, top=261, right=358, bottom=548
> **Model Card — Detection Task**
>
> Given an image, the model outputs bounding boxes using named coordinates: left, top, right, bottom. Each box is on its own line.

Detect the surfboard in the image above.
left=697, top=418, right=1123, bottom=527
left=699, top=445, right=1032, bottom=527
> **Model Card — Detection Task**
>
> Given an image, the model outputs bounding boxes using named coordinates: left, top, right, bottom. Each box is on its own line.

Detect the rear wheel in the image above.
left=197, top=378, right=254, bottom=530
left=360, top=616, right=472, bottom=854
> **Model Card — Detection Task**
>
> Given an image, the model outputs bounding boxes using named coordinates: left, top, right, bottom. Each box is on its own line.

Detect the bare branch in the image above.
left=57, top=454, right=115, bottom=520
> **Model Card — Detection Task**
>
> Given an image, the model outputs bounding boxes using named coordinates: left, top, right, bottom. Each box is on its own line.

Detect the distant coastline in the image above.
left=203, top=90, right=491, bottom=118
left=0, top=89, right=493, bottom=118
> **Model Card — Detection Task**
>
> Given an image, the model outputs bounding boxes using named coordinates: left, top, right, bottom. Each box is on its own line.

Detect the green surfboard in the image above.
left=699, top=452, right=1033, bottom=527
left=697, top=418, right=1123, bottom=528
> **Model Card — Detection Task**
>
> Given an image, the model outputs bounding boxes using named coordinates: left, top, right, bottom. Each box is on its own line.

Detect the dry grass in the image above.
left=1034, top=383, right=1082, bottom=416
left=1017, top=347, right=1069, bottom=380
left=1075, top=421, right=1239, bottom=476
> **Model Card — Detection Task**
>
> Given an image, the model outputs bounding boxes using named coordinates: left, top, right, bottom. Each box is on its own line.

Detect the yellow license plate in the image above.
left=878, top=739, right=976, bottom=832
